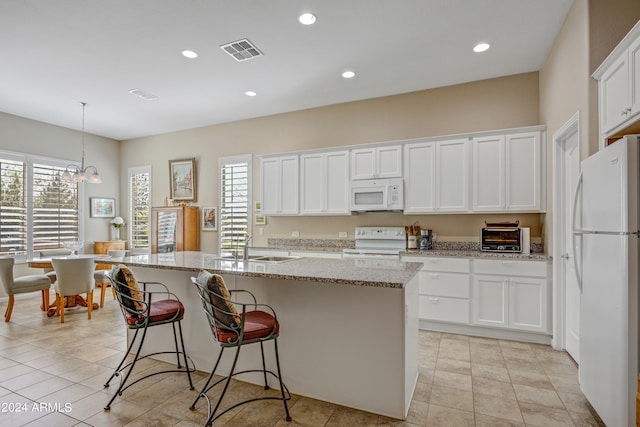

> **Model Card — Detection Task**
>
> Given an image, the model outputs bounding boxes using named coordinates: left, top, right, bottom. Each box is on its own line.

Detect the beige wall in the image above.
left=589, top=0, right=640, bottom=73
left=0, top=111, right=121, bottom=253
left=123, top=73, right=542, bottom=252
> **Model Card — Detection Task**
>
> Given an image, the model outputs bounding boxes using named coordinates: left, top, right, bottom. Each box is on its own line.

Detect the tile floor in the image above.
left=0, top=292, right=605, bottom=426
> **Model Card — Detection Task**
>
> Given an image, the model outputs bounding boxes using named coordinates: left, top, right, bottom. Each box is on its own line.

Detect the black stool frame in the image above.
left=104, top=271, right=194, bottom=410
left=190, top=277, right=291, bottom=426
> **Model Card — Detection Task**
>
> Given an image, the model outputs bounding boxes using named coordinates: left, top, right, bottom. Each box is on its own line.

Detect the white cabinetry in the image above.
left=300, top=151, right=349, bottom=215
left=414, top=257, right=471, bottom=324
left=260, top=155, right=299, bottom=215
left=593, top=20, right=640, bottom=138
left=404, top=138, right=469, bottom=213
left=351, top=145, right=402, bottom=180
left=472, top=259, right=549, bottom=333
left=472, top=131, right=543, bottom=212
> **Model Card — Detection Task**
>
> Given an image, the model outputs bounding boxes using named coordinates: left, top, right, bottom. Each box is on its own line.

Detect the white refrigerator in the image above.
left=573, top=135, right=640, bottom=427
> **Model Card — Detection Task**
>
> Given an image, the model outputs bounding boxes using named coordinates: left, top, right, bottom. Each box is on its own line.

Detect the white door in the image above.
left=562, top=129, right=581, bottom=362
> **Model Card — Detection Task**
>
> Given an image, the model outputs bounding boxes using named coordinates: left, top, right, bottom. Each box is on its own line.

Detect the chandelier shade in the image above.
left=62, top=102, right=101, bottom=184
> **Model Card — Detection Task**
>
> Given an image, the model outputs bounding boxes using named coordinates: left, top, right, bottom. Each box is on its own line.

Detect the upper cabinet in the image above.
left=593, top=20, right=640, bottom=139
left=404, top=138, right=469, bottom=213
left=260, top=155, right=299, bottom=215
left=472, top=131, right=544, bottom=212
left=300, top=151, right=350, bottom=215
left=351, top=145, right=402, bottom=180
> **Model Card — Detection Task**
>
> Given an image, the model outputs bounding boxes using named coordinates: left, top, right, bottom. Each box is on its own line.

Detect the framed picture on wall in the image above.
left=255, top=214, right=267, bottom=225
left=169, top=158, right=197, bottom=201
left=90, top=197, right=115, bottom=218
left=202, top=206, right=217, bottom=231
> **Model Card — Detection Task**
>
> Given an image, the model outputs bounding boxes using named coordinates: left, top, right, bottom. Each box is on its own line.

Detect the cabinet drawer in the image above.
left=474, top=259, right=547, bottom=277
left=419, top=272, right=469, bottom=298
left=418, top=257, right=471, bottom=273
left=289, top=251, right=342, bottom=259
left=419, top=295, right=469, bottom=324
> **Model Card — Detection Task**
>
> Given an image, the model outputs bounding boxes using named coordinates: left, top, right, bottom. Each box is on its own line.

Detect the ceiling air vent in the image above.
left=128, top=88, right=158, bottom=100
left=220, top=39, right=263, bottom=62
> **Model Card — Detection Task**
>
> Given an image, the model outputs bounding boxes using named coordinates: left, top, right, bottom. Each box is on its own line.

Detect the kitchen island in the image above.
left=99, top=251, right=422, bottom=420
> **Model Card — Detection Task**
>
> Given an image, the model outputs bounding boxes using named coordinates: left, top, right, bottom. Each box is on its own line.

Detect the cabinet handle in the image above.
left=627, top=107, right=632, bottom=113
left=502, top=261, right=514, bottom=267
left=428, top=297, right=439, bottom=303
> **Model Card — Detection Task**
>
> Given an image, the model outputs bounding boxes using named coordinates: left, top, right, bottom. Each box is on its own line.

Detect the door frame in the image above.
left=551, top=111, right=580, bottom=350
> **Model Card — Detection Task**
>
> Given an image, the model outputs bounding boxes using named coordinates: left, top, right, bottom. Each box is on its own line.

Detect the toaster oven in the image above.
left=481, top=227, right=522, bottom=253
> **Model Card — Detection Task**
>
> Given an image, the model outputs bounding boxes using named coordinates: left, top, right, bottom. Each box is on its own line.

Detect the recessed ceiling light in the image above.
left=181, top=50, right=198, bottom=59
left=298, top=13, right=317, bottom=25
left=473, top=43, right=490, bottom=53
left=342, top=70, right=355, bottom=79
left=245, top=91, right=257, bottom=97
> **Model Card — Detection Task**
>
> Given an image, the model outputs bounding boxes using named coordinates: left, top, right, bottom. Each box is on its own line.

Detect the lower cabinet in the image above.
left=413, top=257, right=471, bottom=324
left=472, top=259, right=549, bottom=334
left=406, top=255, right=551, bottom=338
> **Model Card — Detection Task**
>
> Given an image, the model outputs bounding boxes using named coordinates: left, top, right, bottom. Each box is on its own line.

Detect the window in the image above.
left=0, top=151, right=81, bottom=260
left=128, top=166, right=151, bottom=253
left=219, top=155, right=251, bottom=256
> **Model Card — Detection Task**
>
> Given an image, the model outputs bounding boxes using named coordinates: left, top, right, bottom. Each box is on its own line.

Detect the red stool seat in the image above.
left=126, top=299, right=185, bottom=326
left=214, top=310, right=279, bottom=343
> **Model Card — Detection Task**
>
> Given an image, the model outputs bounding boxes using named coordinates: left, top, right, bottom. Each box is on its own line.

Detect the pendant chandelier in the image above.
left=62, top=102, right=101, bottom=183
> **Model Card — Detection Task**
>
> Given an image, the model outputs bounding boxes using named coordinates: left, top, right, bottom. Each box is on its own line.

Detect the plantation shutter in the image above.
left=129, top=166, right=151, bottom=251
left=0, top=157, right=26, bottom=256
left=32, top=161, right=79, bottom=251
left=219, top=155, right=251, bottom=256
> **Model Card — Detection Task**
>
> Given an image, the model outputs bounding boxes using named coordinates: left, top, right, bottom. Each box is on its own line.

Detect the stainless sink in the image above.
left=212, top=254, right=299, bottom=263
left=251, top=256, right=299, bottom=263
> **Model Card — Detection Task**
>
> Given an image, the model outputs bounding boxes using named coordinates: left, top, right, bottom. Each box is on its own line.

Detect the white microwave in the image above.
left=350, top=178, right=404, bottom=212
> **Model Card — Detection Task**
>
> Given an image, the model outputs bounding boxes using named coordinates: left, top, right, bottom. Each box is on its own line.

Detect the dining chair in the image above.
left=0, top=257, right=52, bottom=322
left=37, top=249, right=73, bottom=283
left=190, top=271, right=291, bottom=426
left=51, top=257, right=96, bottom=323
left=94, top=250, right=129, bottom=307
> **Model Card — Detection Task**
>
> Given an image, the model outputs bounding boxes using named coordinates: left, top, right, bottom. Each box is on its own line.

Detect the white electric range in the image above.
left=342, top=226, right=406, bottom=260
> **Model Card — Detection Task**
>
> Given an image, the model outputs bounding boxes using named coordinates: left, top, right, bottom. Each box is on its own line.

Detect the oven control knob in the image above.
left=498, top=245, right=505, bottom=251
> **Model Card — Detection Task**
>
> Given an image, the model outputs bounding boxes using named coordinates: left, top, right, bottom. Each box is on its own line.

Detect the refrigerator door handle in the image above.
left=571, top=171, right=583, bottom=292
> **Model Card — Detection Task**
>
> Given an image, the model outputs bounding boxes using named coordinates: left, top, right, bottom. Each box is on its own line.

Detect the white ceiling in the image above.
left=0, top=0, right=574, bottom=141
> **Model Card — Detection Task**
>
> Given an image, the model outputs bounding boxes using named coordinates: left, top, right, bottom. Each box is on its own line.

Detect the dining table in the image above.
left=28, top=255, right=104, bottom=317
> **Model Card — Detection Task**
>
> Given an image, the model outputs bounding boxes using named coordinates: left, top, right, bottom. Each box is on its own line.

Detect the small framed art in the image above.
left=202, top=206, right=217, bottom=231
left=169, top=158, right=197, bottom=201
left=90, top=197, right=115, bottom=218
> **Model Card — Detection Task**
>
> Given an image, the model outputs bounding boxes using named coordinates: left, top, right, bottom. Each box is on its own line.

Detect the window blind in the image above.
left=129, top=166, right=151, bottom=251
left=219, top=156, right=251, bottom=256
left=0, top=158, right=26, bottom=256
left=32, top=162, right=79, bottom=251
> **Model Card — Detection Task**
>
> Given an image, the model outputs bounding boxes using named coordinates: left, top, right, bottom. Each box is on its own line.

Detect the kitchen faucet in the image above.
left=243, top=234, right=252, bottom=260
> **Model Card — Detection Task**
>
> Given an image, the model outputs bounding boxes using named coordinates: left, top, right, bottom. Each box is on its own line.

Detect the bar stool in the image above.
left=190, top=271, right=291, bottom=426
left=104, top=265, right=194, bottom=410
left=94, top=250, right=128, bottom=307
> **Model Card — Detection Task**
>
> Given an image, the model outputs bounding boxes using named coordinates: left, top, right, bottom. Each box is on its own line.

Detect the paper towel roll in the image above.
left=521, top=227, right=530, bottom=254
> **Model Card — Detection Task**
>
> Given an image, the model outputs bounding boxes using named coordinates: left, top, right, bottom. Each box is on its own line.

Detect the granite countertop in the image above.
left=401, top=249, right=550, bottom=261
left=99, top=251, right=422, bottom=289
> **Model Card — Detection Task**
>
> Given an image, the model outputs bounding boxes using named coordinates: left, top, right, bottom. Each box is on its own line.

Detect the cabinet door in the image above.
left=279, top=156, right=299, bottom=214
left=261, top=156, right=299, bottom=215
left=261, top=158, right=280, bottom=214
left=404, top=142, right=436, bottom=213
left=509, top=276, right=548, bottom=333
left=300, top=153, right=325, bottom=214
left=506, top=132, right=541, bottom=211
left=436, top=139, right=469, bottom=212
left=325, top=151, right=349, bottom=214
left=472, top=275, right=508, bottom=328
left=472, top=135, right=505, bottom=211
left=376, top=145, right=402, bottom=178
left=600, top=53, right=630, bottom=134
left=629, top=37, right=640, bottom=119
left=351, top=148, right=376, bottom=179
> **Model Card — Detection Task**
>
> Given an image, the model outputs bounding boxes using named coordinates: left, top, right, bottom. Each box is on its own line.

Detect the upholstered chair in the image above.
left=94, top=250, right=129, bottom=307
left=0, top=257, right=51, bottom=322
left=51, top=257, right=95, bottom=323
